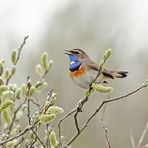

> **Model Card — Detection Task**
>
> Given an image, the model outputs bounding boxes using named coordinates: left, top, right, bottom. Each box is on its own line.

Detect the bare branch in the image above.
left=16, top=35, right=29, bottom=64
left=101, top=95, right=112, bottom=148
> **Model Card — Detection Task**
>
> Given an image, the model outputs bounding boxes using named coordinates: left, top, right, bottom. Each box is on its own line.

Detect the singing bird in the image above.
left=65, top=49, right=128, bottom=89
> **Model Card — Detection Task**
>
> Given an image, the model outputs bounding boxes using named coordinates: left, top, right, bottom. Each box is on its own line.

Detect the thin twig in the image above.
left=27, top=98, right=31, bottom=125
left=26, top=76, right=32, bottom=125
left=65, top=83, right=147, bottom=146
left=74, top=112, right=80, bottom=133
left=31, top=129, right=46, bottom=148
left=45, top=124, right=50, bottom=148
left=16, top=36, right=29, bottom=63
left=41, top=70, right=48, bottom=80
left=101, top=95, right=111, bottom=148
left=58, top=108, right=77, bottom=146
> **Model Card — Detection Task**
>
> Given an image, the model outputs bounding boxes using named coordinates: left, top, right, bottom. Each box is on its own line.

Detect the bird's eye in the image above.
left=74, top=51, right=79, bottom=54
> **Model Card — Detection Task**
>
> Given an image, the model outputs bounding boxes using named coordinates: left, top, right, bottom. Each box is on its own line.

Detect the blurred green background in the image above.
left=0, top=0, right=148, bottom=147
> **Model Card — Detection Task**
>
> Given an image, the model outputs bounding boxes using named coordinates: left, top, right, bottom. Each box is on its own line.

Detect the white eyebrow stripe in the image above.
left=70, top=61, right=75, bottom=65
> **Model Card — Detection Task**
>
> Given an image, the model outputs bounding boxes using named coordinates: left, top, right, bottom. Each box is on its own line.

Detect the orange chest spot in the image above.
left=70, top=65, right=86, bottom=78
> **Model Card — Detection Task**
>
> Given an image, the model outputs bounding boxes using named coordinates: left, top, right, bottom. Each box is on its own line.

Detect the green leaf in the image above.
left=0, top=100, right=14, bottom=112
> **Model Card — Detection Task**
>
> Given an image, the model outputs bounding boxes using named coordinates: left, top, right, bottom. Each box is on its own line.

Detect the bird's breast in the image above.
left=70, top=65, right=86, bottom=78
left=69, top=65, right=98, bottom=88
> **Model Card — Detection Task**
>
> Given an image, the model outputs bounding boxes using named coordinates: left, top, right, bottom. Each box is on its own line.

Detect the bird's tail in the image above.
left=111, top=71, right=128, bottom=78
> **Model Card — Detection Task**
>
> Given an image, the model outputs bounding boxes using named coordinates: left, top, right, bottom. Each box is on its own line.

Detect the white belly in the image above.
left=72, top=70, right=99, bottom=89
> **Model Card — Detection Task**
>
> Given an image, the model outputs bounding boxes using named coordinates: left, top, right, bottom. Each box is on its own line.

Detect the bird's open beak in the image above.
left=64, top=50, right=72, bottom=55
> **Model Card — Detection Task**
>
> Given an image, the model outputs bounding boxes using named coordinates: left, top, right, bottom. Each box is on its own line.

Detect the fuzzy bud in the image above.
left=2, top=90, right=14, bottom=99
left=35, top=64, right=43, bottom=76
left=4, top=68, right=10, bottom=80
left=6, top=140, right=17, bottom=148
left=0, top=85, right=8, bottom=94
left=47, top=106, right=64, bottom=115
left=21, top=83, right=27, bottom=96
left=49, top=131, right=58, bottom=147
left=92, top=83, right=113, bottom=93
left=36, top=81, right=48, bottom=91
left=8, top=84, right=16, bottom=92
left=29, top=86, right=37, bottom=96
left=41, top=52, right=49, bottom=71
left=2, top=109, right=10, bottom=124
left=0, top=76, right=4, bottom=85
left=105, top=48, right=112, bottom=58
left=39, top=114, right=56, bottom=123
left=0, top=100, right=14, bottom=111
left=15, top=88, right=21, bottom=99
left=0, top=59, right=5, bottom=67
left=11, top=49, right=17, bottom=65
left=48, top=60, right=53, bottom=71
left=11, top=66, right=16, bottom=75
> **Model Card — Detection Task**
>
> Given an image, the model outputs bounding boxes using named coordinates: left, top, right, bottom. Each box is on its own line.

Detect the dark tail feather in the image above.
left=114, top=71, right=128, bottom=78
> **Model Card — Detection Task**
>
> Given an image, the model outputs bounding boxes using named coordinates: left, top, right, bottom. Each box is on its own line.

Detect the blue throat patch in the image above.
left=69, top=55, right=81, bottom=72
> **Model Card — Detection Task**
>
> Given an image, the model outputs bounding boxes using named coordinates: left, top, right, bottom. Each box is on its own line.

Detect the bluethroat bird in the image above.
left=65, top=49, right=128, bottom=89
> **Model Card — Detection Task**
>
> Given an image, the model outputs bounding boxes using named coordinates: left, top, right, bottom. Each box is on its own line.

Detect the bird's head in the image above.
left=64, top=49, right=89, bottom=63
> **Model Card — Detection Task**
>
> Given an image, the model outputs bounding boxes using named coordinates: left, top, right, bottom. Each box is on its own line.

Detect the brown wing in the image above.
left=85, top=59, right=114, bottom=79
left=102, top=69, right=114, bottom=79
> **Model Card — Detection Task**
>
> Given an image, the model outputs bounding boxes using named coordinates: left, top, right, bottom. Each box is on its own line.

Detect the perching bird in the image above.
left=65, top=49, right=128, bottom=89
